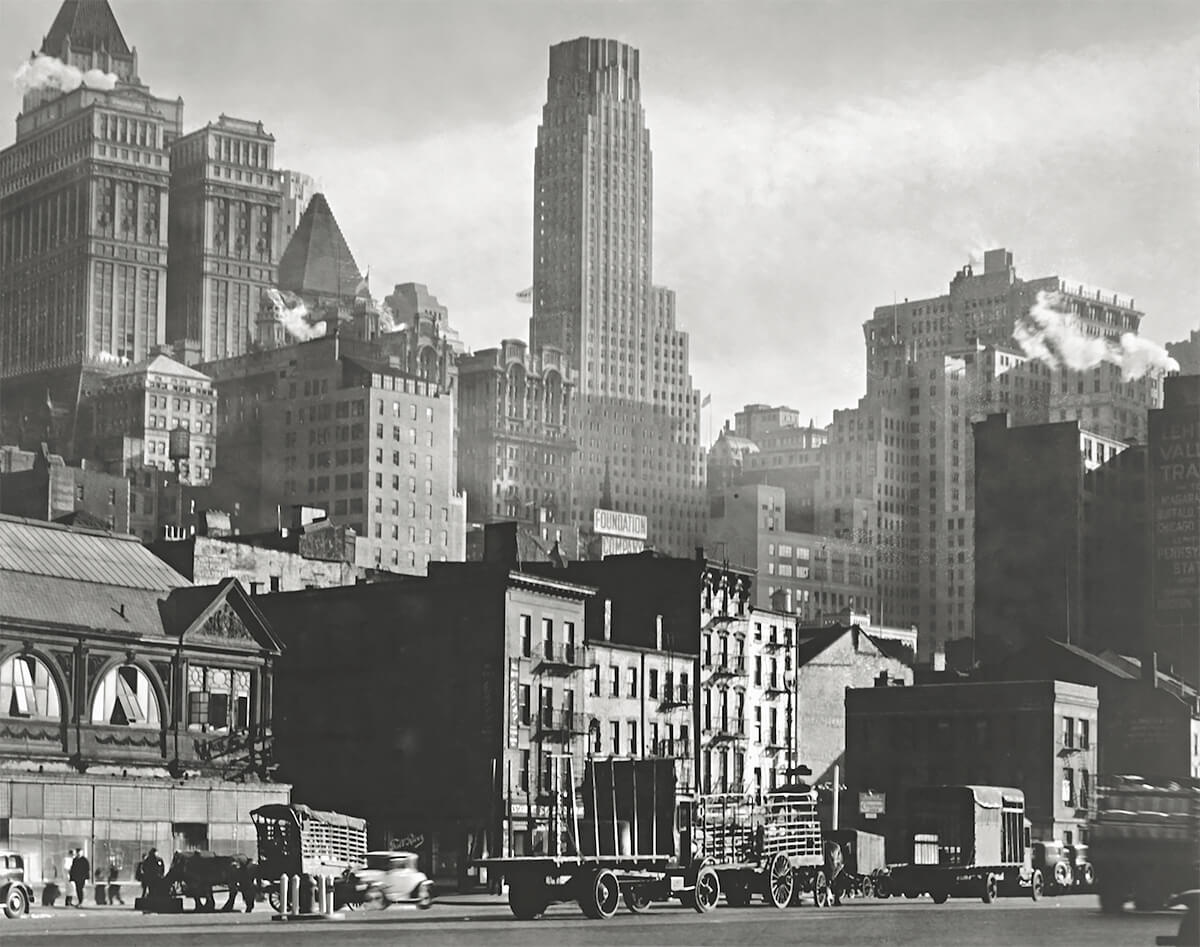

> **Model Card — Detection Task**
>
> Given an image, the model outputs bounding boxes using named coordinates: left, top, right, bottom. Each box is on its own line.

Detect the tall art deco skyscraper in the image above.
left=529, top=38, right=706, bottom=556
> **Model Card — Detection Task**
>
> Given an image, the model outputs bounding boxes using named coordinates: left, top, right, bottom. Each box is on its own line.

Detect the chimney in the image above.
left=655, top=614, right=663, bottom=651
left=604, top=599, right=612, bottom=641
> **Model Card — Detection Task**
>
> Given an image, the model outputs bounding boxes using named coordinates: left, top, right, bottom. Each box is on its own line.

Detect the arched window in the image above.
left=0, top=653, right=62, bottom=720
left=91, top=665, right=161, bottom=728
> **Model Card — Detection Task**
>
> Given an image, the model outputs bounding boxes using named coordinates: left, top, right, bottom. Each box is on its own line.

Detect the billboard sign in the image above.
left=592, top=508, right=648, bottom=540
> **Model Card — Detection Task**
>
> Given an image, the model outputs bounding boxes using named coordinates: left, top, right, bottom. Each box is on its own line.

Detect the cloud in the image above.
left=278, top=35, right=1197, bottom=428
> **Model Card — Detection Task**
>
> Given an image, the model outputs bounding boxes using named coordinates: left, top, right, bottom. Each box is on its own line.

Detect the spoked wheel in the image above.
left=623, top=886, right=652, bottom=914
left=580, top=869, right=620, bottom=920
left=766, top=853, right=794, bottom=909
left=1030, top=869, right=1043, bottom=902
left=689, top=866, right=720, bottom=914
left=980, top=875, right=997, bottom=904
left=812, top=870, right=831, bottom=908
left=268, top=890, right=283, bottom=913
left=4, top=885, right=28, bottom=920
left=725, top=876, right=752, bottom=907
left=508, top=877, right=549, bottom=920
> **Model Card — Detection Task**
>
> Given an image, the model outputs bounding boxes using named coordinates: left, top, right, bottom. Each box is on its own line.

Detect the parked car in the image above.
left=350, top=852, right=432, bottom=909
left=1156, top=890, right=1199, bottom=946
left=2, top=851, right=34, bottom=920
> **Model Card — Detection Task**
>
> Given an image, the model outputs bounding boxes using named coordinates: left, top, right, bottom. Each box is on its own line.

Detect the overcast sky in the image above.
left=3, top=0, right=1198, bottom=431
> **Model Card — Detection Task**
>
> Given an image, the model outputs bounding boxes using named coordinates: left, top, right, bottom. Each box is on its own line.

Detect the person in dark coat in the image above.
left=137, top=848, right=165, bottom=899
left=68, top=850, right=90, bottom=907
left=106, top=863, right=125, bottom=905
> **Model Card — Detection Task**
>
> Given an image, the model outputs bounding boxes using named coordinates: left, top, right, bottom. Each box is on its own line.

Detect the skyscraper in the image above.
left=529, top=38, right=705, bottom=556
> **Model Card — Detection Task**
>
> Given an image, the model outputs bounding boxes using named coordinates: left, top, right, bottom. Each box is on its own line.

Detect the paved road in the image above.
left=1, top=895, right=1180, bottom=946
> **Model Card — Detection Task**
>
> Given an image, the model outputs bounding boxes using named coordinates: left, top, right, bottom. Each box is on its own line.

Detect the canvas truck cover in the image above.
left=904, top=786, right=1025, bottom=867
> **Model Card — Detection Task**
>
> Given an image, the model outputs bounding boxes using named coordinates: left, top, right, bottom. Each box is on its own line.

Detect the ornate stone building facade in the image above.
left=0, top=515, right=288, bottom=892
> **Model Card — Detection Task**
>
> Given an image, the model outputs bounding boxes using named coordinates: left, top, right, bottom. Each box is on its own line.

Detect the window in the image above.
left=541, top=617, right=553, bottom=657
left=610, top=666, right=619, bottom=697
left=1062, top=716, right=1074, bottom=749
left=519, top=615, right=532, bottom=657
left=592, top=666, right=602, bottom=697
left=0, top=653, right=61, bottom=720
left=679, top=672, right=689, bottom=702
left=91, top=664, right=161, bottom=728
left=1077, top=718, right=1090, bottom=750
left=649, top=668, right=659, bottom=699
left=518, top=750, right=530, bottom=792
left=1080, top=769, right=1091, bottom=809
left=187, top=666, right=250, bottom=732
left=1062, top=767, right=1075, bottom=806
left=628, top=721, right=638, bottom=755
left=610, top=721, right=620, bottom=755
left=519, top=684, right=531, bottom=726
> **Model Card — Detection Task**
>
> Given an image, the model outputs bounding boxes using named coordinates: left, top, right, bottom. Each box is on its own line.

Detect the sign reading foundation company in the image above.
left=1149, top=407, right=1200, bottom=628
left=593, top=509, right=649, bottom=540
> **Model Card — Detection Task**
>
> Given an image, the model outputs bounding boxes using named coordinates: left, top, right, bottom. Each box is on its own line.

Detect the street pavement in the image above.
left=0, top=893, right=1182, bottom=946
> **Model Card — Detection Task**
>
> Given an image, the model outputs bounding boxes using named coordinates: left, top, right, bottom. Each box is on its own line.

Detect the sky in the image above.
left=3, top=0, right=1198, bottom=432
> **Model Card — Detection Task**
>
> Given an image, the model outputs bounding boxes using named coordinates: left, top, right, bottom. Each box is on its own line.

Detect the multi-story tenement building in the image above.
left=0, top=442, right=130, bottom=532
left=528, top=38, right=705, bottom=556
left=0, top=515, right=289, bottom=892
left=166, top=115, right=284, bottom=361
left=0, top=0, right=183, bottom=447
left=1148, top=374, right=1199, bottom=683
left=974, top=412, right=1134, bottom=665
left=707, top=483, right=875, bottom=622
left=203, top=332, right=465, bottom=574
left=457, top=338, right=576, bottom=536
left=845, top=680, right=1099, bottom=848
left=817, top=248, right=1167, bottom=665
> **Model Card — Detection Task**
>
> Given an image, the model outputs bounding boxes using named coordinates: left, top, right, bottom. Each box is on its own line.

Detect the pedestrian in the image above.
left=62, top=850, right=75, bottom=907
left=69, top=849, right=90, bottom=908
left=107, top=863, right=125, bottom=905
left=138, top=848, right=165, bottom=899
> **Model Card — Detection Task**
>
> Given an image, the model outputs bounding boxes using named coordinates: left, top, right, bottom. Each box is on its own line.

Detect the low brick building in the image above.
left=845, top=680, right=1098, bottom=853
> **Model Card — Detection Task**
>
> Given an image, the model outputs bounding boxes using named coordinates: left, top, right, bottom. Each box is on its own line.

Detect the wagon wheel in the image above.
left=579, top=869, right=620, bottom=920
left=765, top=853, right=793, bottom=909
left=812, top=870, right=831, bottom=908
left=623, top=886, right=652, bottom=914
left=508, top=876, right=549, bottom=920
left=688, top=866, right=720, bottom=914
left=268, top=889, right=282, bottom=913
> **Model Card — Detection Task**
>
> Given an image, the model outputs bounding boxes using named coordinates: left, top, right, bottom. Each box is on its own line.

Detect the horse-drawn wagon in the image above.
left=250, top=803, right=367, bottom=910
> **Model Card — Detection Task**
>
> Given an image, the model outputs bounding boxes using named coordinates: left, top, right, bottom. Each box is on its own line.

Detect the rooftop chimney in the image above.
left=1143, top=652, right=1159, bottom=689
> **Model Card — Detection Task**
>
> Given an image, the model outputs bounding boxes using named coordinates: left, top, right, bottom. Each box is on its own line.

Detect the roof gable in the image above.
left=277, top=193, right=363, bottom=299
left=165, top=578, right=283, bottom=654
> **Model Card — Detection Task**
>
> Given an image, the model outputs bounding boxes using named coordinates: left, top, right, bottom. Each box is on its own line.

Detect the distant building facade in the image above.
left=0, top=443, right=130, bottom=531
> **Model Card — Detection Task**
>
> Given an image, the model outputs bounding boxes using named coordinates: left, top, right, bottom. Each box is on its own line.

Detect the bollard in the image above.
left=278, top=875, right=289, bottom=915
left=320, top=875, right=330, bottom=914
left=289, top=874, right=300, bottom=916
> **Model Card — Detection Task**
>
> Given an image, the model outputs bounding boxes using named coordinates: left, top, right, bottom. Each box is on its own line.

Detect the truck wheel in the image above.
left=931, top=889, right=949, bottom=904
left=766, top=853, right=794, bottom=909
left=1098, top=879, right=1125, bottom=914
left=1079, top=864, right=1095, bottom=888
left=981, top=876, right=997, bottom=904
left=508, top=877, right=548, bottom=920
left=813, top=870, right=831, bottom=908
left=1053, top=861, right=1072, bottom=889
left=4, top=885, right=29, bottom=919
left=580, top=869, right=620, bottom=920
left=1030, top=869, right=1043, bottom=902
left=623, top=886, right=652, bottom=914
left=688, top=866, right=720, bottom=914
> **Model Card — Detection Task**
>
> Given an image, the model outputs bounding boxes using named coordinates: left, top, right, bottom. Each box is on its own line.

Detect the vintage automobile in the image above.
left=350, top=851, right=433, bottom=910
left=2, top=850, right=35, bottom=920
left=1156, top=890, right=1200, bottom=946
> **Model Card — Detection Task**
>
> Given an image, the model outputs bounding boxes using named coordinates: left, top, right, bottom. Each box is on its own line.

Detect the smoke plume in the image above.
left=14, top=54, right=118, bottom=94
left=376, top=300, right=407, bottom=334
left=266, top=288, right=323, bottom=342
left=1014, top=290, right=1179, bottom=381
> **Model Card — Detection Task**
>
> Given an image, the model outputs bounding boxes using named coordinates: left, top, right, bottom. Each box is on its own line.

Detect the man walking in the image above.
left=106, top=863, right=125, bottom=905
left=68, top=849, right=90, bottom=908
left=62, top=850, right=75, bottom=907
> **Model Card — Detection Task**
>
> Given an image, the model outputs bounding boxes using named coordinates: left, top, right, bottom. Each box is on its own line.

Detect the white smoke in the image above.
left=14, top=54, right=118, bottom=95
left=1015, top=290, right=1180, bottom=381
left=376, top=300, right=407, bottom=334
left=266, top=288, right=323, bottom=342
left=94, top=350, right=129, bottom=365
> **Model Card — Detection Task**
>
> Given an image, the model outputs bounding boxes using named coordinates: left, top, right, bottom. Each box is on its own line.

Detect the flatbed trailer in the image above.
left=886, top=785, right=1043, bottom=904
left=475, top=755, right=833, bottom=919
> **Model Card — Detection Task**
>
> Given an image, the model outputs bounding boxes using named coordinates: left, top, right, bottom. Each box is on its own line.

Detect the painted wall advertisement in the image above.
left=507, top=658, right=521, bottom=748
left=1150, top=409, right=1200, bottom=629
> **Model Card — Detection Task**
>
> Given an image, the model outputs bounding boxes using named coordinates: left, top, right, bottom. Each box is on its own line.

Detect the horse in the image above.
left=164, top=851, right=258, bottom=913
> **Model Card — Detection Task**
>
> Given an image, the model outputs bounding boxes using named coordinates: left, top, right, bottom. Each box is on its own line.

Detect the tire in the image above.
left=1030, top=869, right=1043, bottom=902
left=813, top=870, right=831, bottom=908
left=623, top=887, right=652, bottom=914
left=981, top=875, right=997, bottom=904
left=689, top=866, right=720, bottom=914
left=4, top=885, right=29, bottom=919
left=931, top=889, right=949, bottom=905
left=416, top=883, right=433, bottom=910
left=1079, top=864, right=1095, bottom=888
left=766, top=853, right=793, bottom=909
left=724, top=877, right=752, bottom=908
left=508, top=877, right=548, bottom=920
left=1053, top=861, right=1072, bottom=890
left=875, top=874, right=891, bottom=899
left=579, top=869, right=620, bottom=920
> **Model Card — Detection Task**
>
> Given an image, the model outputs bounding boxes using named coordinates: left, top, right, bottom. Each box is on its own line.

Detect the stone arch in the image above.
left=89, top=658, right=165, bottom=729
left=0, top=647, right=66, bottom=722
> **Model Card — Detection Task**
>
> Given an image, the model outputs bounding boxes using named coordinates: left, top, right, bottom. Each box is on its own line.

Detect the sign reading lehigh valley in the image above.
left=1150, top=409, right=1200, bottom=628
left=859, top=792, right=886, bottom=819
left=592, top=508, right=649, bottom=540
left=507, top=659, right=521, bottom=749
